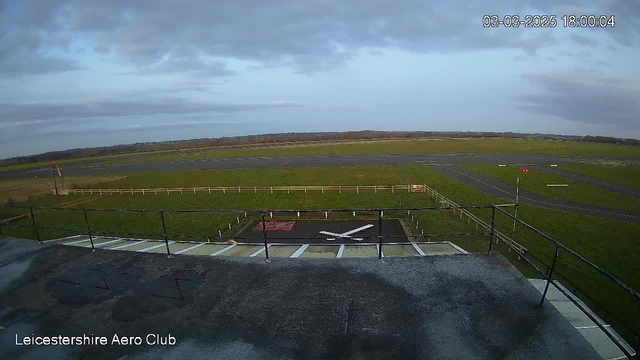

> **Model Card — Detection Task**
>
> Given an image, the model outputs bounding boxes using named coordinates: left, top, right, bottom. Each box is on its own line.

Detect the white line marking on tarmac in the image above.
left=175, top=242, right=206, bottom=254
left=411, top=242, right=426, bottom=256
left=447, top=241, right=469, bottom=254
left=575, top=325, right=611, bottom=329
left=250, top=244, right=271, bottom=257
left=138, top=242, right=174, bottom=252
left=337, top=244, right=345, bottom=258
left=112, top=240, right=147, bottom=250
left=290, top=244, right=309, bottom=258
left=64, top=237, right=93, bottom=245
left=210, top=244, right=236, bottom=256
left=85, top=238, right=123, bottom=248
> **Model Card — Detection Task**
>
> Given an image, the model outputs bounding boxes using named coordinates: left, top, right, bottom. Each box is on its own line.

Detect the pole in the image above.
left=488, top=206, right=496, bottom=254
left=83, top=210, right=95, bottom=250
left=539, top=246, right=560, bottom=307
left=261, top=213, right=270, bottom=261
left=28, top=207, right=40, bottom=241
left=513, top=176, right=519, bottom=232
left=52, top=165, right=59, bottom=196
left=160, top=211, right=171, bottom=256
left=378, top=210, right=383, bottom=260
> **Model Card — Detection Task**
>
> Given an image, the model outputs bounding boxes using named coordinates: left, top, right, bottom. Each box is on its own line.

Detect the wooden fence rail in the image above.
left=422, top=185, right=527, bottom=259
left=68, top=184, right=429, bottom=196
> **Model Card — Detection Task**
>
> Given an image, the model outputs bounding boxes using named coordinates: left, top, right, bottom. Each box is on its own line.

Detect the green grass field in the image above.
left=2, top=164, right=639, bottom=340
left=95, top=138, right=640, bottom=166
left=564, top=164, right=640, bottom=190
left=462, top=164, right=640, bottom=212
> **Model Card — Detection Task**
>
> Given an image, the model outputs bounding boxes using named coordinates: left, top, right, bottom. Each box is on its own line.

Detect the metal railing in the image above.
left=0, top=203, right=637, bottom=358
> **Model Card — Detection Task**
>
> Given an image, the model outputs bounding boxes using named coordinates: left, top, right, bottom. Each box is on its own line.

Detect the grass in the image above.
left=2, top=164, right=639, bottom=340
left=90, top=138, right=640, bottom=165
left=0, top=175, right=128, bottom=207
left=462, top=164, right=640, bottom=212
left=564, top=164, right=640, bottom=190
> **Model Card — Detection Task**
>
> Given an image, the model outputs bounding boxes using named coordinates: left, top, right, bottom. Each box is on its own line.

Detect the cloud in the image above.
left=3, top=0, right=634, bottom=77
left=570, top=34, right=598, bottom=47
left=0, top=98, right=301, bottom=126
left=517, top=71, right=640, bottom=128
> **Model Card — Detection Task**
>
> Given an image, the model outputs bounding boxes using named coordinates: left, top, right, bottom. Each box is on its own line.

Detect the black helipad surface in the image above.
left=235, top=219, right=408, bottom=244
left=0, top=237, right=600, bottom=360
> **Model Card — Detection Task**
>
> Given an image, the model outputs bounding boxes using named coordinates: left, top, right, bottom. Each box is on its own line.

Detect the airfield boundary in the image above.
left=66, top=184, right=424, bottom=195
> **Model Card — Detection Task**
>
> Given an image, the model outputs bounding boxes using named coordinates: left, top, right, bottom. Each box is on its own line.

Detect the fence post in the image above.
left=539, top=246, right=560, bottom=307
left=488, top=206, right=496, bottom=254
left=377, top=210, right=383, bottom=260
left=261, top=213, right=270, bottom=261
left=29, top=207, right=40, bottom=241
left=160, top=211, right=171, bottom=257
left=83, top=209, right=95, bottom=250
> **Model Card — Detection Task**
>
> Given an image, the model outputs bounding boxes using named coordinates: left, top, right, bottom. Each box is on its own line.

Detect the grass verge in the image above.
left=462, top=164, right=640, bottom=212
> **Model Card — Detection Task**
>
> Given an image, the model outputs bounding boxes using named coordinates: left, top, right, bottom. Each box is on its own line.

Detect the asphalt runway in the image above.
left=434, top=165, right=640, bottom=223
left=2, top=153, right=636, bottom=180
left=529, top=165, right=640, bottom=200
left=236, top=219, right=408, bottom=244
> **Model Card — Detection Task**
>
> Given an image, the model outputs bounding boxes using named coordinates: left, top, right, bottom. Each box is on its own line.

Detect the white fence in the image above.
left=68, top=184, right=428, bottom=195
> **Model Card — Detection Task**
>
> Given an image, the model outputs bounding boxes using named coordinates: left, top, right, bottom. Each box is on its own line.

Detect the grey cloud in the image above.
left=4, top=0, right=631, bottom=76
left=517, top=72, right=639, bottom=127
left=0, top=99, right=301, bottom=125
left=570, top=34, right=598, bottom=47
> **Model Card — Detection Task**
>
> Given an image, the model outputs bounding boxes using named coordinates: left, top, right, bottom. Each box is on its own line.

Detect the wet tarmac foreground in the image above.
left=0, top=238, right=600, bottom=360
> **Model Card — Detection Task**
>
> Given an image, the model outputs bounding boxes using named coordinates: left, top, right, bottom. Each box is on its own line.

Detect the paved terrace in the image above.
left=0, top=237, right=600, bottom=360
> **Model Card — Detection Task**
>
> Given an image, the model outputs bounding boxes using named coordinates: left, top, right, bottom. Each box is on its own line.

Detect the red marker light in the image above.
left=521, top=169, right=529, bottom=172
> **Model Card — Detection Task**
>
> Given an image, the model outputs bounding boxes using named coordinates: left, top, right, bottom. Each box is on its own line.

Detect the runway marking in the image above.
left=175, top=242, right=206, bottom=254
left=290, top=244, right=309, bottom=258
left=138, top=242, right=174, bottom=252
left=337, top=244, right=345, bottom=258
left=112, top=240, right=147, bottom=250
left=440, top=166, right=640, bottom=220
left=210, top=244, right=236, bottom=256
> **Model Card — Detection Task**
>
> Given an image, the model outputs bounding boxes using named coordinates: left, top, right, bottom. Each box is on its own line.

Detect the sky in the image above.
left=1, top=0, right=639, bottom=158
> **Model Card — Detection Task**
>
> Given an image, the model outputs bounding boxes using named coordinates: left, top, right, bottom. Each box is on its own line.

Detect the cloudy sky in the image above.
left=1, top=0, right=639, bottom=157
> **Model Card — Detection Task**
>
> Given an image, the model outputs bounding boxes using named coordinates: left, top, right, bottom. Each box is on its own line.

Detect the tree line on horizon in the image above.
left=2, top=131, right=638, bottom=166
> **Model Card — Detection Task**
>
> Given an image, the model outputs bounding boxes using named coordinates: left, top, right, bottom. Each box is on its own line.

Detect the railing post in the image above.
left=83, top=209, right=95, bottom=250
left=160, top=211, right=171, bottom=257
left=488, top=206, right=496, bottom=254
left=29, top=207, right=40, bottom=241
left=261, top=213, right=270, bottom=261
left=539, top=246, right=560, bottom=307
left=378, top=210, right=383, bottom=260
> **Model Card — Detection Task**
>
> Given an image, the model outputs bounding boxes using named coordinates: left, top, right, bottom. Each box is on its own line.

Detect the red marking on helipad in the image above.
left=255, top=221, right=296, bottom=231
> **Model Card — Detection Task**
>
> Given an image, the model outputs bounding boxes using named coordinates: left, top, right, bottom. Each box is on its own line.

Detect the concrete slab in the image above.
left=341, top=245, right=379, bottom=258
left=579, top=327, right=627, bottom=360
left=380, top=244, right=419, bottom=257
left=218, top=245, right=262, bottom=257
left=113, top=241, right=154, bottom=252
left=265, top=245, right=298, bottom=258
left=183, top=243, right=229, bottom=256
left=299, top=245, right=339, bottom=258
left=100, top=239, right=132, bottom=249
left=0, top=238, right=600, bottom=359
left=550, top=300, right=598, bottom=328
left=418, top=242, right=462, bottom=256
